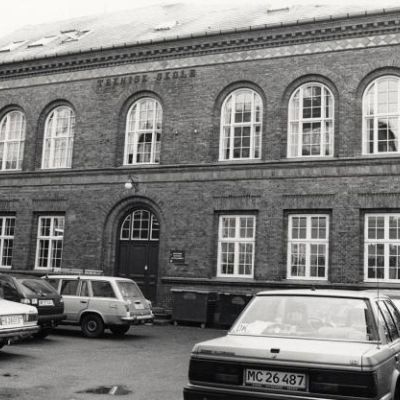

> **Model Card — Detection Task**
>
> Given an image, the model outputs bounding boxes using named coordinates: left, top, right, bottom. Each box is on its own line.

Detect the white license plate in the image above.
left=1, top=315, right=23, bottom=328
left=134, top=303, right=144, bottom=310
left=39, top=299, right=54, bottom=306
left=245, top=369, right=307, bottom=390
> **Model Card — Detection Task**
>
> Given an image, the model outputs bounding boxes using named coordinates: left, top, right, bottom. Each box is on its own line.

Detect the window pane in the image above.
left=91, top=281, right=116, bottom=298
left=61, top=280, right=78, bottom=296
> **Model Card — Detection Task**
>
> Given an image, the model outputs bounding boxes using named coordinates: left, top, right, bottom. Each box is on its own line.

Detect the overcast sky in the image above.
left=1, top=0, right=400, bottom=39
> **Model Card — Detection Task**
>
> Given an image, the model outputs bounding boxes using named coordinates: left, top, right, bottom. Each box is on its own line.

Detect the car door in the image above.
left=60, top=279, right=89, bottom=322
left=87, top=280, right=119, bottom=323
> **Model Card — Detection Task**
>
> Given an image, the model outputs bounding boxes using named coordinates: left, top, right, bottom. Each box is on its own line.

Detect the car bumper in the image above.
left=121, top=313, right=154, bottom=324
left=0, top=325, right=39, bottom=341
left=38, top=313, right=66, bottom=326
left=183, top=384, right=391, bottom=400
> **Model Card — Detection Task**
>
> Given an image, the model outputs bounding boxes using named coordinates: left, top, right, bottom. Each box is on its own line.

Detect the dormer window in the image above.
left=60, top=29, right=90, bottom=43
left=28, top=36, right=58, bottom=48
left=0, top=41, right=27, bottom=53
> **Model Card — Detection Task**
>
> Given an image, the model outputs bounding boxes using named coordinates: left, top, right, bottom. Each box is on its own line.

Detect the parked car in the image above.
left=45, top=275, right=154, bottom=338
left=0, top=298, right=39, bottom=348
left=0, top=274, right=65, bottom=338
left=184, top=289, right=400, bottom=400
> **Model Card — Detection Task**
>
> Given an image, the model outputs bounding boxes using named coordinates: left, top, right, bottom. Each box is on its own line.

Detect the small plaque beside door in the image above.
left=169, top=250, right=185, bottom=264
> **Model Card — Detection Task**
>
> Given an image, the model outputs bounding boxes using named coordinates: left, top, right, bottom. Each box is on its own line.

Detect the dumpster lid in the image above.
left=171, top=288, right=216, bottom=294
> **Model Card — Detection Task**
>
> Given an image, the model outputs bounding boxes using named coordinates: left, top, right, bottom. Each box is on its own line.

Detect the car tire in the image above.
left=34, top=328, right=52, bottom=339
left=81, top=314, right=104, bottom=338
left=110, top=325, right=130, bottom=336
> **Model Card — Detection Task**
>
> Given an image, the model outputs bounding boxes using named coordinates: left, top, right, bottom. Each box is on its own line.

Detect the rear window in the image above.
left=230, top=295, right=378, bottom=342
left=19, top=279, right=57, bottom=296
left=117, top=281, right=143, bottom=300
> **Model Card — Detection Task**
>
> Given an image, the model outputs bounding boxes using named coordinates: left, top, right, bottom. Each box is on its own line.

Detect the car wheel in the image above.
left=34, top=328, right=52, bottom=339
left=81, top=314, right=104, bottom=338
left=110, top=325, right=130, bottom=336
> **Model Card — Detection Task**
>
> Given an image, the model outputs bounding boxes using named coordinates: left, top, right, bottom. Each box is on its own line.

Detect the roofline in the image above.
left=2, top=6, right=400, bottom=66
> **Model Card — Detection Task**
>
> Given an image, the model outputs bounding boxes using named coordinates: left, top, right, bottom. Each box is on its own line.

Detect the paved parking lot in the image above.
left=0, top=324, right=225, bottom=400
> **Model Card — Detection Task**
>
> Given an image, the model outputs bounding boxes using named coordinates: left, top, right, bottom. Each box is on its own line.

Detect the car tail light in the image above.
left=24, top=313, right=38, bottom=322
left=189, top=359, right=242, bottom=385
left=20, top=299, right=30, bottom=305
left=309, top=370, right=378, bottom=398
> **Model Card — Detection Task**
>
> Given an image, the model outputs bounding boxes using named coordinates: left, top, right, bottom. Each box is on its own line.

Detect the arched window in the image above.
left=124, top=98, right=162, bottom=164
left=288, top=83, right=334, bottom=157
left=120, top=210, right=159, bottom=241
left=0, top=110, right=26, bottom=170
left=42, top=106, right=75, bottom=169
left=220, top=89, right=262, bottom=160
left=363, top=76, right=400, bottom=154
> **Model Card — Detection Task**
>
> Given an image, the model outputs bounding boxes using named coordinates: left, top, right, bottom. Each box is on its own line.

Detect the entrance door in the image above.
left=117, top=209, right=159, bottom=302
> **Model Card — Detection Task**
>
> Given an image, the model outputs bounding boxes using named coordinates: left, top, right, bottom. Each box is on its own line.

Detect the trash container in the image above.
left=171, top=289, right=217, bottom=328
left=214, top=292, right=253, bottom=328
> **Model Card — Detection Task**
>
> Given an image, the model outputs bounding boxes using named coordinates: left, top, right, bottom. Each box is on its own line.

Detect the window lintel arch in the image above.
left=119, top=207, right=160, bottom=241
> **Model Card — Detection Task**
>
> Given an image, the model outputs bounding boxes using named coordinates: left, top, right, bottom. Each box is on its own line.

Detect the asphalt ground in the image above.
left=0, top=324, right=226, bottom=400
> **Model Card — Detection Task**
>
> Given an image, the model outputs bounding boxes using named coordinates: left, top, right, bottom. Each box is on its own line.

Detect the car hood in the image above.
left=192, top=334, right=385, bottom=370
left=0, top=298, right=37, bottom=314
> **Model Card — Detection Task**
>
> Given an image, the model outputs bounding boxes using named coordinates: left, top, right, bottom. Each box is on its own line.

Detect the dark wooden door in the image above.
left=117, top=210, right=159, bottom=302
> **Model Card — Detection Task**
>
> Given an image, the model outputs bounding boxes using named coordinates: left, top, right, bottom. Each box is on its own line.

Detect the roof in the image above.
left=1, top=0, right=400, bottom=64
left=256, top=288, right=391, bottom=299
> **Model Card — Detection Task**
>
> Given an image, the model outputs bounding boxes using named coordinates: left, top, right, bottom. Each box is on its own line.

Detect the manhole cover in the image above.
left=77, top=385, right=131, bottom=396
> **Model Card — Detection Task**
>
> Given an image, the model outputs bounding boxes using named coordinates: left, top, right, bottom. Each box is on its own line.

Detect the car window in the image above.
left=116, top=281, right=143, bottom=300
left=46, top=279, right=59, bottom=291
left=230, top=295, right=378, bottom=341
left=377, top=307, right=392, bottom=342
left=60, top=279, right=79, bottom=296
left=378, top=301, right=400, bottom=341
left=0, top=278, right=19, bottom=299
left=19, top=279, right=57, bottom=296
left=80, top=281, right=89, bottom=297
left=385, top=300, right=400, bottom=335
left=91, top=281, right=116, bottom=298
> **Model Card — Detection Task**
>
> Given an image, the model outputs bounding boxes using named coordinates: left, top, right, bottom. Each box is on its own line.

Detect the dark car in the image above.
left=0, top=274, right=65, bottom=338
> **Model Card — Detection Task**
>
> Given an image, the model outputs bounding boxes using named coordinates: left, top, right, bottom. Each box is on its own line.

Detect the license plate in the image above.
left=245, top=369, right=307, bottom=390
left=134, top=303, right=144, bottom=310
left=39, top=299, right=54, bottom=306
left=1, top=315, right=23, bottom=328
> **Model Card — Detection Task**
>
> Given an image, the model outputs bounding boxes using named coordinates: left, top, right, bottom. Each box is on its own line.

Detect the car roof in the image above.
left=256, top=288, right=390, bottom=300
left=44, top=275, right=135, bottom=282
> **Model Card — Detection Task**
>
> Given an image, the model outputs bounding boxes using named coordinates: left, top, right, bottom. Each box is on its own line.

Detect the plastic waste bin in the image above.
left=171, top=289, right=217, bottom=328
left=214, top=292, right=253, bottom=328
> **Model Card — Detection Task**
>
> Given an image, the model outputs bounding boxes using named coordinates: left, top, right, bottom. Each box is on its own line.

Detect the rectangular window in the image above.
left=35, top=216, right=64, bottom=270
left=0, top=216, right=15, bottom=268
left=287, top=214, right=329, bottom=280
left=365, top=213, right=400, bottom=281
left=217, top=215, right=256, bottom=278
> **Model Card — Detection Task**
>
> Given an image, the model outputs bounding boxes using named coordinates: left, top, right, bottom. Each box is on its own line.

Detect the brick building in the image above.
left=1, top=1, right=400, bottom=307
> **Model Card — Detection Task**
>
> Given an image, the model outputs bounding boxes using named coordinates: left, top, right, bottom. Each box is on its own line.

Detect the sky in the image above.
left=1, top=0, right=400, bottom=39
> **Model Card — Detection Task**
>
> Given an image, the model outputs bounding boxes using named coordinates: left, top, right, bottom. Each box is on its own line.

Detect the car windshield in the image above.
left=117, top=281, right=143, bottom=300
left=230, top=295, right=378, bottom=341
left=18, top=279, right=57, bottom=296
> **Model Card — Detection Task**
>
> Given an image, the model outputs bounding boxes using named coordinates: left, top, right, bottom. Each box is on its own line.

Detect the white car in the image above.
left=185, top=289, right=400, bottom=400
left=0, top=299, right=39, bottom=348
left=45, top=275, right=154, bottom=338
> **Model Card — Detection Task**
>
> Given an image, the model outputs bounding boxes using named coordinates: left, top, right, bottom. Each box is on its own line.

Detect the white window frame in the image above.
left=364, top=213, right=400, bottom=282
left=287, top=214, right=329, bottom=280
left=0, top=110, right=26, bottom=170
left=41, top=106, right=75, bottom=169
left=0, top=216, right=15, bottom=269
left=362, top=76, right=400, bottom=155
left=219, top=89, right=262, bottom=161
left=119, top=210, right=159, bottom=241
left=35, top=216, right=65, bottom=270
left=124, top=98, right=162, bottom=165
left=217, top=215, right=256, bottom=278
left=287, top=83, right=334, bottom=158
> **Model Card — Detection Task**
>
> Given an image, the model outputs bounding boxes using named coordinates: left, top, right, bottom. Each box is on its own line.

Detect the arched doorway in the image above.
left=117, top=209, right=159, bottom=302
